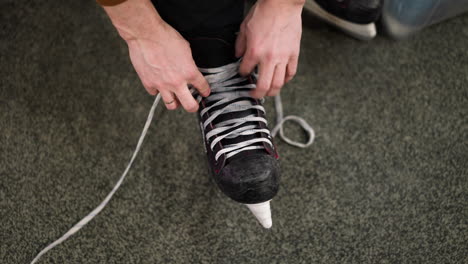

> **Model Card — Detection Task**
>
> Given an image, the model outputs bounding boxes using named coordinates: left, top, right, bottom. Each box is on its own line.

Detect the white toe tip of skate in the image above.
left=304, top=0, right=377, bottom=40
left=245, top=200, right=272, bottom=229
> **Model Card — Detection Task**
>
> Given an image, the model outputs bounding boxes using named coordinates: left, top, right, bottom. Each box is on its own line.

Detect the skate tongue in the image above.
left=189, top=37, right=238, bottom=68
left=245, top=200, right=273, bottom=229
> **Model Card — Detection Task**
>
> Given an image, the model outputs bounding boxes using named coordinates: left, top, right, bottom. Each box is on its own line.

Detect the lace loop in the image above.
left=271, top=94, right=315, bottom=148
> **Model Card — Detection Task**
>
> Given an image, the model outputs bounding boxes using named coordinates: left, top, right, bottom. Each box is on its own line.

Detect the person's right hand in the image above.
left=126, top=22, right=210, bottom=111
left=102, top=0, right=210, bottom=112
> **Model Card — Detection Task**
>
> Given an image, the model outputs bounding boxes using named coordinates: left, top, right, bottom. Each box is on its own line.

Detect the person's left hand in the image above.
left=236, top=0, right=304, bottom=98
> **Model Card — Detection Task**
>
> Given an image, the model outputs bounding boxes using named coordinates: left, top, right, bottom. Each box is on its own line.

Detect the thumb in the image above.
left=235, top=30, right=246, bottom=58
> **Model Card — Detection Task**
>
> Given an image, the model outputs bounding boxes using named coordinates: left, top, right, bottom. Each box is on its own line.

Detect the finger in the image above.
left=175, top=85, right=199, bottom=112
left=173, top=97, right=181, bottom=109
left=239, top=48, right=259, bottom=76
left=189, top=70, right=211, bottom=97
left=235, top=30, right=246, bottom=58
left=143, top=83, right=158, bottom=96
left=285, top=56, right=298, bottom=83
left=251, top=61, right=275, bottom=99
left=267, top=64, right=286, bottom=97
left=160, top=90, right=178, bottom=110
left=134, top=69, right=158, bottom=95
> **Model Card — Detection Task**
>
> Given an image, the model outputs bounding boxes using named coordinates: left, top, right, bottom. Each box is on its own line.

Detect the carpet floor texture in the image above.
left=1, top=1, right=467, bottom=263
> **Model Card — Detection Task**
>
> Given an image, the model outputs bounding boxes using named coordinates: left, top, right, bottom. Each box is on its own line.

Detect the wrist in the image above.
left=103, top=0, right=165, bottom=41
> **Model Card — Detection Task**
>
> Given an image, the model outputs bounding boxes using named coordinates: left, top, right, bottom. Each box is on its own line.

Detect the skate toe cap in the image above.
left=217, top=154, right=280, bottom=204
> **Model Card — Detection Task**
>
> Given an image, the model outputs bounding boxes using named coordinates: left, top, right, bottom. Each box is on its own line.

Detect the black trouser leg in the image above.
left=151, top=0, right=244, bottom=44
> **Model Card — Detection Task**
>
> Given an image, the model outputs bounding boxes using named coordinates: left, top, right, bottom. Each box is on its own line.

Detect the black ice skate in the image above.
left=305, top=0, right=383, bottom=40
left=190, top=37, right=280, bottom=228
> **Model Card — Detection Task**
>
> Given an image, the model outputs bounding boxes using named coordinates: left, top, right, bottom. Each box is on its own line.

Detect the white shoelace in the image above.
left=30, top=61, right=314, bottom=263
left=198, top=62, right=273, bottom=161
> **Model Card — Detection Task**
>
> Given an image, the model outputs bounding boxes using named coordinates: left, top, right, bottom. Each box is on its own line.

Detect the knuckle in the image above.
left=171, top=79, right=182, bottom=87
left=249, top=47, right=260, bottom=58
left=272, top=82, right=282, bottom=91
left=287, top=67, right=297, bottom=76
left=256, top=83, right=268, bottom=92
left=268, top=90, right=279, bottom=96
left=239, top=65, right=249, bottom=73
left=142, top=83, right=156, bottom=95
left=147, top=89, right=157, bottom=95
left=162, top=75, right=182, bottom=88
left=245, top=21, right=253, bottom=32
left=265, top=50, right=275, bottom=60
left=170, top=81, right=184, bottom=90
left=239, top=66, right=250, bottom=75
left=187, top=69, right=199, bottom=80
left=281, top=51, right=291, bottom=59
left=152, top=80, right=162, bottom=89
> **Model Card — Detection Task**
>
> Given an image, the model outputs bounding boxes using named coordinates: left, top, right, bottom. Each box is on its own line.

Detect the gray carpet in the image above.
left=1, top=1, right=467, bottom=263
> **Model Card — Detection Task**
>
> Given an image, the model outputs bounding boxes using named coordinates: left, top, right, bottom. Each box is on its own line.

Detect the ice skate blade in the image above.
left=245, top=200, right=272, bottom=229
left=304, top=0, right=377, bottom=40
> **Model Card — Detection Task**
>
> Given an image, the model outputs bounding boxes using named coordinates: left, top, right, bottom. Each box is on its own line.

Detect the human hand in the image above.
left=126, top=23, right=210, bottom=112
left=235, top=0, right=304, bottom=98
left=103, top=0, right=209, bottom=112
